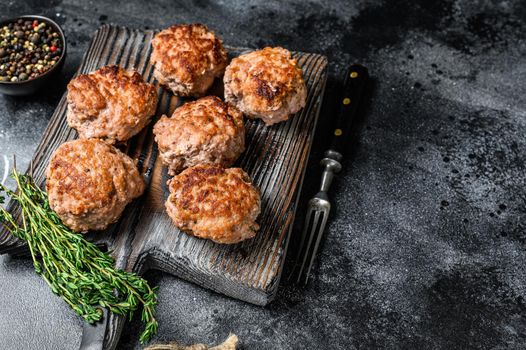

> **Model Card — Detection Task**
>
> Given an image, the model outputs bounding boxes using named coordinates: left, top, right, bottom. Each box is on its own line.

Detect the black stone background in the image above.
left=0, top=0, right=525, bottom=349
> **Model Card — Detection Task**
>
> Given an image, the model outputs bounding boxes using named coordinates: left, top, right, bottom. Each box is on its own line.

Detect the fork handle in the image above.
left=319, top=64, right=368, bottom=194
left=329, top=64, right=369, bottom=158
left=319, top=151, right=342, bottom=193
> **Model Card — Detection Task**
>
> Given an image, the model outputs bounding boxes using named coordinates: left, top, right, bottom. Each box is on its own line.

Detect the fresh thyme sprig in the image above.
left=0, top=169, right=158, bottom=344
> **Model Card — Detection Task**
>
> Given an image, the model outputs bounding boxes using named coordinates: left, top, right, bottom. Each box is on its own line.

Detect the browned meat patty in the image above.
left=150, top=23, right=227, bottom=97
left=166, top=165, right=260, bottom=244
left=67, top=65, right=158, bottom=143
left=45, top=139, right=145, bottom=232
left=224, top=47, right=307, bottom=125
left=153, top=96, right=245, bottom=176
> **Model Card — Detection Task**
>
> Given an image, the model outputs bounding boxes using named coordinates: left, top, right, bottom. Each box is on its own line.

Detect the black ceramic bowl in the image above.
left=0, top=15, right=67, bottom=96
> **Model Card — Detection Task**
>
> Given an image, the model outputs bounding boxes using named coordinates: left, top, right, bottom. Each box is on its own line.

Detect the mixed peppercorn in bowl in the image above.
left=0, top=15, right=66, bottom=96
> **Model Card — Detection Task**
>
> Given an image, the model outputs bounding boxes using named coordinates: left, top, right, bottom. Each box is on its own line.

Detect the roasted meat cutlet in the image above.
left=46, top=139, right=145, bottom=232
left=224, top=47, right=307, bottom=125
left=67, top=65, right=157, bottom=143
left=151, top=23, right=227, bottom=97
left=153, top=96, right=245, bottom=176
left=166, top=165, right=260, bottom=244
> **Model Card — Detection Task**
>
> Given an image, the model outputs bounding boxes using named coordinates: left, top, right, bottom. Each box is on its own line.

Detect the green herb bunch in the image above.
left=0, top=169, right=158, bottom=344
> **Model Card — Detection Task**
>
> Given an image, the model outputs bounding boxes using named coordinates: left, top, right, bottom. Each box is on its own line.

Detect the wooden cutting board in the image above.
left=0, top=25, right=327, bottom=347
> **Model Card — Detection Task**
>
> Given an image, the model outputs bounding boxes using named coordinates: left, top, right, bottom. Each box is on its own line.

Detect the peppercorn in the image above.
left=30, top=33, right=40, bottom=44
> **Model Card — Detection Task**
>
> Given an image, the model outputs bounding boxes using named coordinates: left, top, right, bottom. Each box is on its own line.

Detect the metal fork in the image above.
left=290, top=64, right=369, bottom=285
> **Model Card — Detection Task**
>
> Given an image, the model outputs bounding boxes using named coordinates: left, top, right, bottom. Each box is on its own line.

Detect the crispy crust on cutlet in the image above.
left=46, top=139, right=145, bottom=232
left=166, top=165, right=260, bottom=244
left=153, top=96, right=245, bottom=175
left=224, top=47, right=307, bottom=125
left=67, top=65, right=157, bottom=143
left=151, top=24, right=227, bottom=96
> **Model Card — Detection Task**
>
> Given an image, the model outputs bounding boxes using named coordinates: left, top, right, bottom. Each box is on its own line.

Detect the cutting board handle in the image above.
left=79, top=310, right=109, bottom=350
left=80, top=312, right=125, bottom=350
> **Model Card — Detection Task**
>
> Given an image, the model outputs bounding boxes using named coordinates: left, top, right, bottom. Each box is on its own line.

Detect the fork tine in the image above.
left=296, top=209, right=324, bottom=284
left=304, top=209, right=329, bottom=280
left=288, top=206, right=315, bottom=283
left=291, top=205, right=315, bottom=268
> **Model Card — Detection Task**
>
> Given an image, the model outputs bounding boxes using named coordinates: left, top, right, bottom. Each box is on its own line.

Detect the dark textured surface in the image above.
left=1, top=1, right=525, bottom=349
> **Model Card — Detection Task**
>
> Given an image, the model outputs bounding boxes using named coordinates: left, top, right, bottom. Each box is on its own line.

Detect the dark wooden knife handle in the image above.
left=329, top=64, right=369, bottom=157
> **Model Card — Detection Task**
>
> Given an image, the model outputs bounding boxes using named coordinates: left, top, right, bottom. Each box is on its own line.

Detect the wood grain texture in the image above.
left=0, top=25, right=327, bottom=349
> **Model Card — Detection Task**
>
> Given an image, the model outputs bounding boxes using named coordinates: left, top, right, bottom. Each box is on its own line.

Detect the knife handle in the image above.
left=328, top=64, right=369, bottom=158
